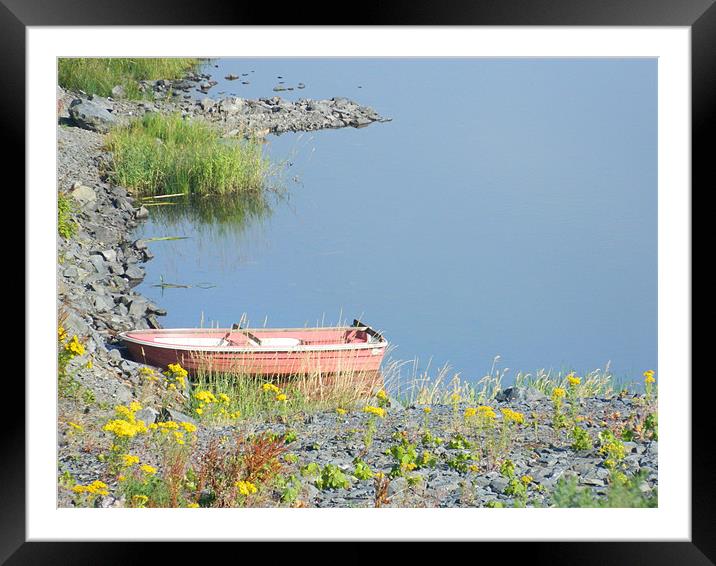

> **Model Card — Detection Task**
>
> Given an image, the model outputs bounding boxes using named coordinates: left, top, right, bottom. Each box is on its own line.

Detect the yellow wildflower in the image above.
left=218, top=393, right=231, bottom=403
left=276, top=393, right=288, bottom=402
left=58, top=325, right=67, bottom=342
left=86, top=359, right=93, bottom=369
left=65, top=335, right=85, bottom=356
left=521, top=475, right=533, bottom=485
left=500, top=408, right=525, bottom=425
left=262, top=383, right=281, bottom=394
left=173, top=431, right=185, bottom=445
left=121, top=454, right=140, bottom=467
left=464, top=407, right=478, bottom=419
left=103, top=419, right=147, bottom=438
left=180, top=422, right=197, bottom=433
left=235, top=480, right=258, bottom=496
left=644, top=370, right=656, bottom=384
left=336, top=408, right=347, bottom=415
left=195, top=408, right=203, bottom=415
left=552, top=387, right=566, bottom=399
left=363, top=405, right=386, bottom=418
left=194, top=390, right=217, bottom=404
left=477, top=406, right=496, bottom=420
left=118, top=475, right=126, bottom=482
left=567, top=373, right=581, bottom=386
left=450, top=392, right=461, bottom=403
left=423, top=407, right=432, bottom=414
left=140, top=464, right=157, bottom=475
left=230, top=411, right=241, bottom=419
left=187, top=502, right=200, bottom=508
left=72, top=480, right=109, bottom=496
left=376, top=389, right=388, bottom=401
left=68, top=422, right=83, bottom=433
left=132, top=494, right=149, bottom=507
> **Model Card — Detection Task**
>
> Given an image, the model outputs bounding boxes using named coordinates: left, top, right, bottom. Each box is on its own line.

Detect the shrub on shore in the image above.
left=58, top=58, right=201, bottom=99
left=105, top=113, right=270, bottom=197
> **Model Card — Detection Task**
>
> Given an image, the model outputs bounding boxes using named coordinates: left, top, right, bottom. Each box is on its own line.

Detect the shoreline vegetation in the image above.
left=58, top=58, right=203, bottom=100
left=105, top=112, right=271, bottom=197
left=56, top=59, right=658, bottom=509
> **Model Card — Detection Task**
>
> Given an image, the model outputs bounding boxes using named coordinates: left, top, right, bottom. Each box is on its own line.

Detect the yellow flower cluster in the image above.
left=103, top=402, right=148, bottom=438
left=121, top=454, right=140, bottom=467
left=261, top=382, right=288, bottom=403
left=235, top=480, right=258, bottom=496
left=140, top=464, right=157, bottom=475
left=139, top=366, right=159, bottom=382
left=68, top=422, right=83, bottom=433
left=262, top=383, right=281, bottom=394
left=72, top=480, right=109, bottom=496
left=644, top=370, right=656, bottom=384
left=552, top=387, right=566, bottom=399
left=567, top=373, right=581, bottom=386
left=186, top=502, right=200, bottom=508
left=521, top=475, right=533, bottom=485
left=423, top=407, right=432, bottom=414
left=364, top=405, right=386, bottom=418
left=58, top=325, right=68, bottom=342
left=376, top=389, right=388, bottom=401
left=500, top=408, right=525, bottom=425
left=464, top=407, right=478, bottom=419
left=477, top=406, right=497, bottom=420
left=336, top=408, right=347, bottom=415
left=64, top=335, right=86, bottom=356
left=103, top=418, right=148, bottom=438
left=195, top=390, right=217, bottom=404
left=132, top=494, right=149, bottom=507
left=148, top=420, right=197, bottom=445
left=163, top=363, right=188, bottom=390
left=192, top=390, right=240, bottom=419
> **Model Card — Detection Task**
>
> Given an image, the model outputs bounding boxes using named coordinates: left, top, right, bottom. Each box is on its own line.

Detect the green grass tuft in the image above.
left=58, top=58, right=202, bottom=99
left=105, top=113, right=271, bottom=197
left=58, top=192, right=77, bottom=239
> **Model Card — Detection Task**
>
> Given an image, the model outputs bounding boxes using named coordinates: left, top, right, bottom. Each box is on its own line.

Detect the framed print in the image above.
left=9, top=0, right=707, bottom=562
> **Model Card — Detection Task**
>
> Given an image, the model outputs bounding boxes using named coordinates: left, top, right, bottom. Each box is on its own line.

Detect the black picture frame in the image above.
left=8, top=0, right=705, bottom=562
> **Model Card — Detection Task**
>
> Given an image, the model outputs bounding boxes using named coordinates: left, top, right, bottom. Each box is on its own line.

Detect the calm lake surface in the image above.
left=134, top=58, right=657, bottom=385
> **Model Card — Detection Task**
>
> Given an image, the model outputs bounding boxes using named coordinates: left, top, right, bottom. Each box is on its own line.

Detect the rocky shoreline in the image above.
left=56, top=73, right=657, bottom=509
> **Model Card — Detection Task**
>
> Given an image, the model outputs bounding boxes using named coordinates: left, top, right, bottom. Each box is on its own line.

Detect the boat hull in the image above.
left=120, top=326, right=388, bottom=382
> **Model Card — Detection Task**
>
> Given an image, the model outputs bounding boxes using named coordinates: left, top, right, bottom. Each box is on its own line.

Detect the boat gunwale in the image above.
left=118, top=327, right=389, bottom=354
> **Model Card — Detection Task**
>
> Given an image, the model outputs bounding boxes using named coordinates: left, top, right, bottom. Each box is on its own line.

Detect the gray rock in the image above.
left=135, top=206, right=149, bottom=220
left=489, top=477, right=509, bottom=493
left=107, top=348, right=123, bottom=364
left=163, top=408, right=197, bottom=425
left=69, top=98, right=118, bottom=133
left=93, top=295, right=115, bottom=313
left=128, top=299, right=148, bottom=317
left=111, top=85, right=126, bottom=99
left=495, top=386, right=548, bottom=403
left=88, top=255, right=108, bottom=275
left=69, top=184, right=97, bottom=206
left=124, top=265, right=145, bottom=280
left=96, top=249, right=117, bottom=263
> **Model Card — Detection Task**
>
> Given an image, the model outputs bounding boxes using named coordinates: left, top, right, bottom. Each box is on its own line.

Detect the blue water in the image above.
left=135, top=58, right=657, bottom=384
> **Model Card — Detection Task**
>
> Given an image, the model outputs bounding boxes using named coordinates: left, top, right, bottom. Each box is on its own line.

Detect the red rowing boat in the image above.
left=119, top=320, right=388, bottom=378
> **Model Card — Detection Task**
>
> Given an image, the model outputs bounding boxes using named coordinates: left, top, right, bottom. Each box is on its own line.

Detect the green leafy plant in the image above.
left=352, top=459, right=374, bottom=480
left=570, top=426, right=593, bottom=451
left=315, top=464, right=350, bottom=490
